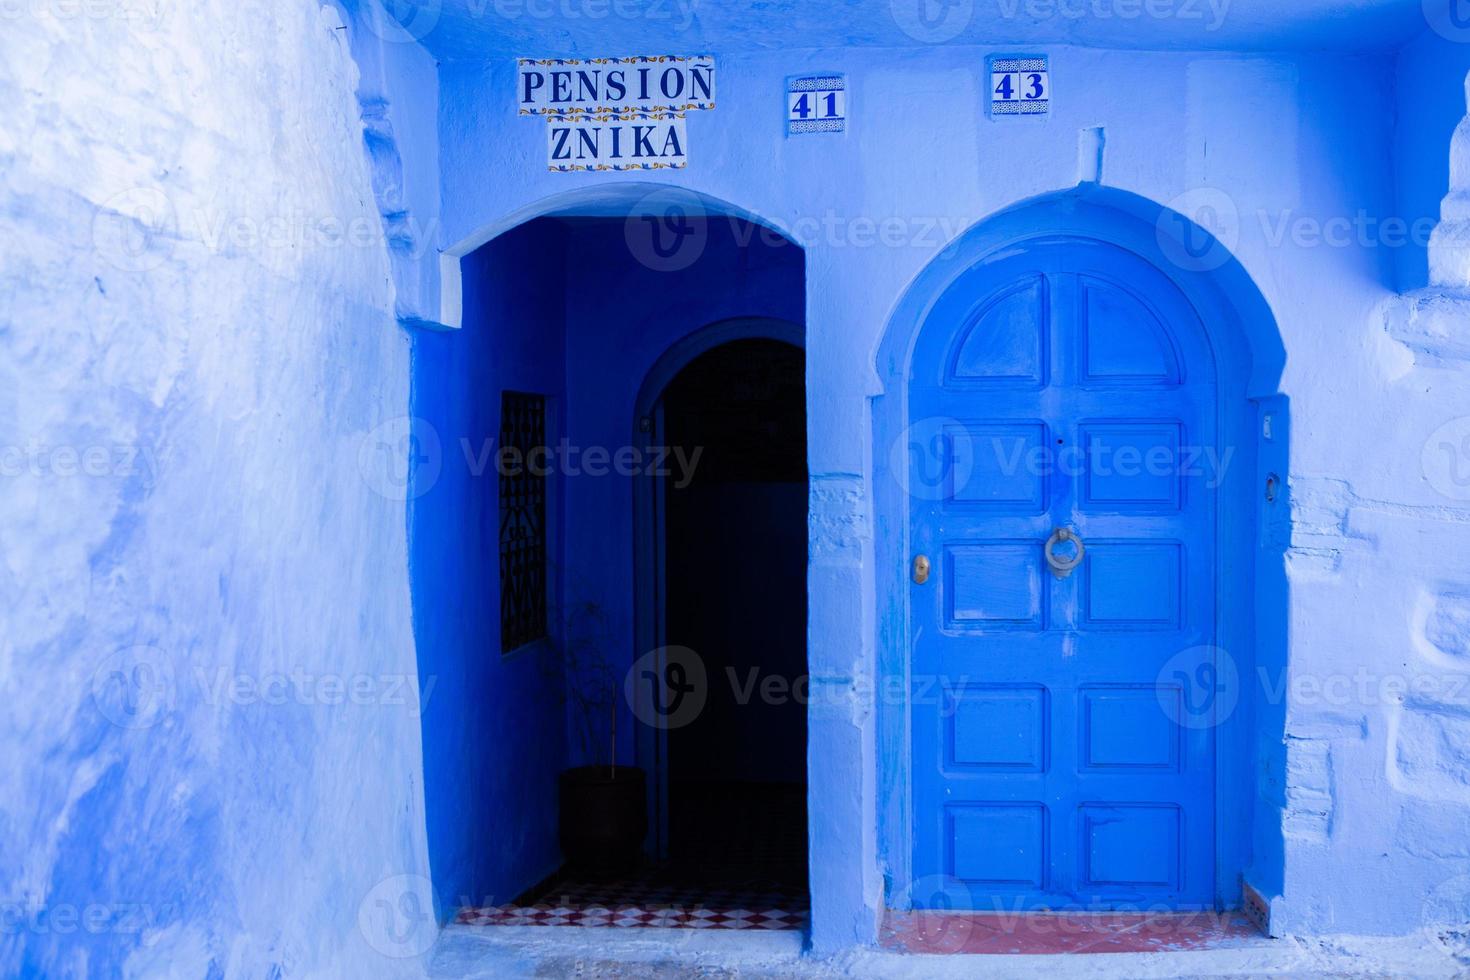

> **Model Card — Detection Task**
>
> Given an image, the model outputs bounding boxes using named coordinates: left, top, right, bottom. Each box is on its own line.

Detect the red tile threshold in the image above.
left=880, top=909, right=1263, bottom=954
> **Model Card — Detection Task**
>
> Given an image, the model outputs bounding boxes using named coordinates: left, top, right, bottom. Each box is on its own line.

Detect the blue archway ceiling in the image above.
left=370, top=0, right=1428, bottom=61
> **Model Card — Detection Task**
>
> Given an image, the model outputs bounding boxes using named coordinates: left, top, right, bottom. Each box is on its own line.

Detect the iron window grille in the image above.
left=499, top=391, right=548, bottom=653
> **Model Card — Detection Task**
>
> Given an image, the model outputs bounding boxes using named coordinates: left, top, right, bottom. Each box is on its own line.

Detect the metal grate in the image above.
left=499, top=391, right=548, bottom=653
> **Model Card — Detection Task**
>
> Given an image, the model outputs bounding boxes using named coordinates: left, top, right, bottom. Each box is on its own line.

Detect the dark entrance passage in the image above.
left=661, top=338, right=809, bottom=909
left=491, top=335, right=810, bottom=927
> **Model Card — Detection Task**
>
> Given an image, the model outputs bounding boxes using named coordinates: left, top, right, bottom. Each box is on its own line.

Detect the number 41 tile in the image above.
left=787, top=75, right=846, bottom=135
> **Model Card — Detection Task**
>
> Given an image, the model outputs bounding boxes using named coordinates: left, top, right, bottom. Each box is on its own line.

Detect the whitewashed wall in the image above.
left=0, top=3, right=434, bottom=976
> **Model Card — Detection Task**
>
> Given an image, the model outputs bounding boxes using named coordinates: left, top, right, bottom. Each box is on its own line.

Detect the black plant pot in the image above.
left=558, top=765, right=647, bottom=878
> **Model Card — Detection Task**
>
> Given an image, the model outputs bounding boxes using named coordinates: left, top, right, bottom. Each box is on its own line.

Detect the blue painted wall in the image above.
left=420, top=40, right=1470, bottom=947
left=411, top=220, right=570, bottom=913
left=11, top=1, right=1470, bottom=971
left=1395, top=31, right=1470, bottom=290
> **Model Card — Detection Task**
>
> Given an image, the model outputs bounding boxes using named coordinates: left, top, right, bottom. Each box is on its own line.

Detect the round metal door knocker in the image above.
left=1044, top=527, right=1085, bottom=578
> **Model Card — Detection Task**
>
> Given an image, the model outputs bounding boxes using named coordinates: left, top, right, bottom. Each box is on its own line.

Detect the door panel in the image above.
left=910, top=238, right=1218, bottom=910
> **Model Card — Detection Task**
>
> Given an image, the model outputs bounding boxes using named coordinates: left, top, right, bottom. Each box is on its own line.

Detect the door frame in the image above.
left=872, top=187, right=1287, bottom=913
left=631, top=316, right=806, bottom=858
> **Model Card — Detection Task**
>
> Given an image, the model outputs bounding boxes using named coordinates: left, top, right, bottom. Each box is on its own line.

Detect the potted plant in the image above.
left=553, top=602, right=646, bottom=879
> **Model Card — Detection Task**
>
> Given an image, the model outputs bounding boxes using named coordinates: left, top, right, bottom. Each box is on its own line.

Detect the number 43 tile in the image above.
left=990, top=56, right=1050, bottom=117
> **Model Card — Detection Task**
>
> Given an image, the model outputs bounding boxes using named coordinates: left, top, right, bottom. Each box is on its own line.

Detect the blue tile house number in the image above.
left=787, top=75, right=846, bottom=134
left=990, top=56, right=1050, bottom=116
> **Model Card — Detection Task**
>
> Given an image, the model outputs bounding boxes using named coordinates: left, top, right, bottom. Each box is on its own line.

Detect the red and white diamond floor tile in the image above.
left=456, top=903, right=808, bottom=930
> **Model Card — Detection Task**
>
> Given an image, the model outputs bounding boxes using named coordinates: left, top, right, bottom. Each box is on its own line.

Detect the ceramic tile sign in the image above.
left=787, top=75, right=846, bottom=135
left=548, top=117, right=688, bottom=172
left=517, top=56, right=715, bottom=172
left=989, top=55, right=1050, bottom=116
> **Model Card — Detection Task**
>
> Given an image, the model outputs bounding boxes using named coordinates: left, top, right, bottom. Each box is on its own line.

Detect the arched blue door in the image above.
left=909, top=237, right=1219, bottom=910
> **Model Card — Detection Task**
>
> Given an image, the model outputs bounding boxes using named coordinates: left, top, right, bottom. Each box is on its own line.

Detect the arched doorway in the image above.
left=631, top=320, right=809, bottom=909
left=874, top=186, right=1287, bottom=916
left=907, top=237, right=1219, bottom=909
left=413, top=201, right=809, bottom=929
left=646, top=332, right=809, bottom=902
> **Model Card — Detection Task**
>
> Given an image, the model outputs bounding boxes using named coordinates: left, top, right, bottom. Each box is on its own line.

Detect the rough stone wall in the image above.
left=1360, top=67, right=1470, bottom=939
left=0, top=3, right=433, bottom=976
left=1432, top=71, right=1470, bottom=288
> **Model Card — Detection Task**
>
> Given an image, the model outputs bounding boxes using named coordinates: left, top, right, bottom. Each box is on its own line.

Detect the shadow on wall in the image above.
left=407, top=212, right=805, bottom=919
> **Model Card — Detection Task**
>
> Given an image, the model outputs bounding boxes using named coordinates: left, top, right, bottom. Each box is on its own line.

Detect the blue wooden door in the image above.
left=909, top=238, right=1218, bottom=910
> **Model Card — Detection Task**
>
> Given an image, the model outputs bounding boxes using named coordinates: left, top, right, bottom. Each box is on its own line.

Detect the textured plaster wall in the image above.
left=1395, top=30, right=1470, bottom=291
left=424, top=42, right=1470, bottom=947
left=0, top=3, right=433, bottom=977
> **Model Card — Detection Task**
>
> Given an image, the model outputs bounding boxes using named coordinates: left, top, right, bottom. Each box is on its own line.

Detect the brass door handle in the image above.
left=913, top=554, right=931, bottom=585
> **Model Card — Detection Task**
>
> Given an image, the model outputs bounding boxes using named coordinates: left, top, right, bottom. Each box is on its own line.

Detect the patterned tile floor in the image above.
left=457, top=782, right=810, bottom=932
left=456, top=903, right=807, bottom=930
